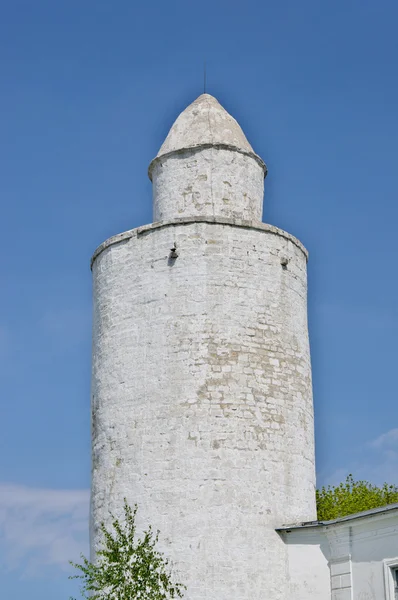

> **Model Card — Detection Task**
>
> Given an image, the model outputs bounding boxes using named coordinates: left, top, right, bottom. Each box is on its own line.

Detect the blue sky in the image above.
left=1, top=0, right=397, bottom=597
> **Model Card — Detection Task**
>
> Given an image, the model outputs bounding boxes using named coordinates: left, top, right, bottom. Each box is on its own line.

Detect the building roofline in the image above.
left=276, top=503, right=398, bottom=532
left=148, top=143, right=267, bottom=181
left=90, top=216, right=308, bottom=269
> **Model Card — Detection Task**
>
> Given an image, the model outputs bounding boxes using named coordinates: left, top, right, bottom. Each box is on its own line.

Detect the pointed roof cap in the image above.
left=156, top=93, right=257, bottom=157
left=149, top=94, right=266, bottom=179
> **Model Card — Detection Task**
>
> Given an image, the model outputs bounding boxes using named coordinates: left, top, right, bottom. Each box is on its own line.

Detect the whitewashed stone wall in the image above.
left=150, top=147, right=265, bottom=222
left=91, top=216, right=316, bottom=600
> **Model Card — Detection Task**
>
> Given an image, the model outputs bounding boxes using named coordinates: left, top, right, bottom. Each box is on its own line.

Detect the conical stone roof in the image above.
left=149, top=94, right=266, bottom=179
left=157, top=94, right=255, bottom=157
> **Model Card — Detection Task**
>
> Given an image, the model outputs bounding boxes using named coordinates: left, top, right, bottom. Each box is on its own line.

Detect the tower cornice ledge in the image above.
left=148, top=142, right=267, bottom=181
left=90, top=216, right=308, bottom=269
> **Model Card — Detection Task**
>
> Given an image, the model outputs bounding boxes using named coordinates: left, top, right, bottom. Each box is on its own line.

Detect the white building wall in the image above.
left=151, top=147, right=265, bottom=222
left=322, top=513, right=398, bottom=600
left=350, top=512, right=398, bottom=600
left=91, top=216, right=316, bottom=600
left=281, top=508, right=398, bottom=600
left=282, top=530, right=331, bottom=599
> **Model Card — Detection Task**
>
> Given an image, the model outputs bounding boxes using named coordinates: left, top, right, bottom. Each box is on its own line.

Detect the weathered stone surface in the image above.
left=149, top=94, right=267, bottom=223
left=91, top=221, right=316, bottom=600
left=151, top=147, right=265, bottom=223
left=90, top=93, right=316, bottom=600
left=155, top=94, right=256, bottom=158
left=91, top=216, right=308, bottom=268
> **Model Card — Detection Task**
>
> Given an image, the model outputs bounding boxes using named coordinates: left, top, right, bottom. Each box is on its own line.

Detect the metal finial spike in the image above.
left=204, top=61, right=206, bottom=94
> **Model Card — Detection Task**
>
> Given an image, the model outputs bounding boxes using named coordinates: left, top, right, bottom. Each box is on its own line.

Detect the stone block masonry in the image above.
left=90, top=216, right=316, bottom=600
left=150, top=146, right=265, bottom=223
left=90, top=92, right=316, bottom=600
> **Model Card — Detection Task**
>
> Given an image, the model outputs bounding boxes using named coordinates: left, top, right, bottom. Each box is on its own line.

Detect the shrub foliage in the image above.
left=70, top=499, right=185, bottom=600
left=316, top=474, right=398, bottom=521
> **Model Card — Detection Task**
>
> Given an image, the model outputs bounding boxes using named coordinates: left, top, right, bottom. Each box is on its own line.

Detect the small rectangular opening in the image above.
left=394, top=568, right=398, bottom=600
left=382, top=559, right=398, bottom=600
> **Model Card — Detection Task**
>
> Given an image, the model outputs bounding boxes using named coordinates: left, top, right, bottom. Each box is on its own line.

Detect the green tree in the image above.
left=316, top=474, right=398, bottom=521
left=70, top=499, right=186, bottom=600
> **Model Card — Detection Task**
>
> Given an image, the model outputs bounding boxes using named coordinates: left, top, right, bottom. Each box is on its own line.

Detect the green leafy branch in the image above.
left=316, top=474, right=398, bottom=521
left=70, top=499, right=186, bottom=600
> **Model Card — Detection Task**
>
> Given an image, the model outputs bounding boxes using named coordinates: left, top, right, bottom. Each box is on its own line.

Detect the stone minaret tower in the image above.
left=91, top=94, right=316, bottom=600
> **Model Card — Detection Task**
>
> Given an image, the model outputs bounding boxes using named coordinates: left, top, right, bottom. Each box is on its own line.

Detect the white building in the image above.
left=90, top=93, right=398, bottom=600
left=279, top=503, right=398, bottom=600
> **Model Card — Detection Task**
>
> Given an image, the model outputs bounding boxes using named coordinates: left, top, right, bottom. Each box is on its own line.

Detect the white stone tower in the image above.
left=90, top=94, right=316, bottom=600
